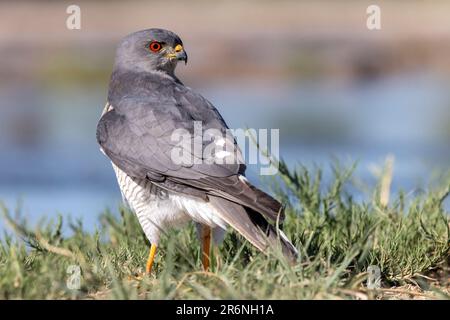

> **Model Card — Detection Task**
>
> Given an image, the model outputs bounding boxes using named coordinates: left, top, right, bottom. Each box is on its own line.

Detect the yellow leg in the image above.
left=145, top=244, right=157, bottom=274
left=201, top=226, right=211, bottom=271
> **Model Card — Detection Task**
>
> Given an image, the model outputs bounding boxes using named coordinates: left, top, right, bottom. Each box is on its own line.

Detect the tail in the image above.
left=209, top=196, right=298, bottom=262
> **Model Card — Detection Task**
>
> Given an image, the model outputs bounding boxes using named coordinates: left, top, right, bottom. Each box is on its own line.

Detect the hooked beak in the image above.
left=174, top=44, right=188, bottom=65
left=176, top=51, right=188, bottom=64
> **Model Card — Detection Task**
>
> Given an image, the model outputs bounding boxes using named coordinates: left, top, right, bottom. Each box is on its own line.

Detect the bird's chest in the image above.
left=111, top=163, right=189, bottom=227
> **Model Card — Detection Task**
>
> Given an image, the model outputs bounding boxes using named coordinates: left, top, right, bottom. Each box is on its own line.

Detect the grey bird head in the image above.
left=113, top=28, right=188, bottom=76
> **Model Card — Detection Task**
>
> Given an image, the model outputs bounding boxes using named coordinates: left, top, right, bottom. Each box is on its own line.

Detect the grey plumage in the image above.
left=97, top=28, right=297, bottom=262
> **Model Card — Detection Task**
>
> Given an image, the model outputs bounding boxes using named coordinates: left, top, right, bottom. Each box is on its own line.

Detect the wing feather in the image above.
left=97, top=72, right=284, bottom=222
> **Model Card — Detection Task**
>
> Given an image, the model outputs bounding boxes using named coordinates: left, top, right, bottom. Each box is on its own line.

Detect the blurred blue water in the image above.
left=0, top=73, right=449, bottom=234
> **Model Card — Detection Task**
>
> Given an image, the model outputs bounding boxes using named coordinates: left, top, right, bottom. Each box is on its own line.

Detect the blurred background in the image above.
left=0, top=0, right=449, bottom=232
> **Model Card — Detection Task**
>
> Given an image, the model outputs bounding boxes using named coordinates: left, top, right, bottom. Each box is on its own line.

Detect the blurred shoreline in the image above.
left=2, top=1, right=450, bottom=86
left=0, top=1, right=449, bottom=225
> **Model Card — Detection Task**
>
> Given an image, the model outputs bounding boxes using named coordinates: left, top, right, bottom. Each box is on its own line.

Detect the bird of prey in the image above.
left=96, top=28, right=297, bottom=273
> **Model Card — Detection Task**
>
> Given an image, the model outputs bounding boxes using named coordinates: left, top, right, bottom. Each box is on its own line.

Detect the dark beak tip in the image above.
left=176, top=51, right=188, bottom=65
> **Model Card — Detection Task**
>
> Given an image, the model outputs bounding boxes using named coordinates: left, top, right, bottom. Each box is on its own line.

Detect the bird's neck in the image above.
left=151, top=68, right=183, bottom=85
left=107, top=68, right=183, bottom=105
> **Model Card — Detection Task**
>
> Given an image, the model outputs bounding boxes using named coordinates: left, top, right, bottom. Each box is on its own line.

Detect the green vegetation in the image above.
left=0, top=161, right=448, bottom=299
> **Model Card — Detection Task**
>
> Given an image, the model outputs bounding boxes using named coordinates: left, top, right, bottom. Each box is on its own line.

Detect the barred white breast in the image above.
left=111, top=163, right=227, bottom=244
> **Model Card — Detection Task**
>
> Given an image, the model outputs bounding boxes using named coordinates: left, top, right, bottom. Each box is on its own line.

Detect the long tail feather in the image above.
left=209, top=196, right=298, bottom=262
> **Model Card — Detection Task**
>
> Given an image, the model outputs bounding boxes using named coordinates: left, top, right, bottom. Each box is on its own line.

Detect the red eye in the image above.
left=149, top=41, right=162, bottom=52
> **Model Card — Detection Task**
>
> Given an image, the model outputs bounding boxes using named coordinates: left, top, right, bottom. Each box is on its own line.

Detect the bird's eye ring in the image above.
left=149, top=41, right=162, bottom=52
